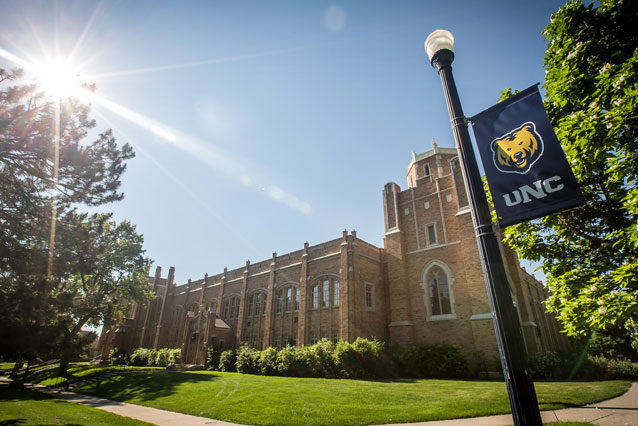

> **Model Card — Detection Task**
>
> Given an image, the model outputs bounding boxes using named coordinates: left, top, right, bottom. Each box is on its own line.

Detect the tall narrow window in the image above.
left=294, top=288, right=299, bottom=311
left=333, top=280, right=340, bottom=307
left=312, top=285, right=319, bottom=309
left=365, top=284, right=375, bottom=310
left=429, top=266, right=451, bottom=316
left=424, top=163, right=431, bottom=176
left=247, top=295, right=253, bottom=317
left=255, top=293, right=261, bottom=316
left=223, top=300, right=230, bottom=319
left=262, top=293, right=267, bottom=315
left=276, top=290, right=283, bottom=313
left=427, top=224, right=437, bottom=246
left=285, top=287, right=292, bottom=312
left=230, top=297, right=240, bottom=319
left=322, top=280, right=329, bottom=307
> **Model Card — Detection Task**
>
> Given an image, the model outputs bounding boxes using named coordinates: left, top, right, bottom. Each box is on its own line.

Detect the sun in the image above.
left=34, top=59, right=82, bottom=99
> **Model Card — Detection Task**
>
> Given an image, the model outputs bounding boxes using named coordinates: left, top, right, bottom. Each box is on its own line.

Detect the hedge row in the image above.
left=109, top=347, right=181, bottom=367
left=207, top=338, right=469, bottom=379
left=529, top=350, right=638, bottom=380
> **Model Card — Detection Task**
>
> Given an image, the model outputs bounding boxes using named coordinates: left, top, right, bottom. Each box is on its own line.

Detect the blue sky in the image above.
left=0, top=0, right=566, bottom=284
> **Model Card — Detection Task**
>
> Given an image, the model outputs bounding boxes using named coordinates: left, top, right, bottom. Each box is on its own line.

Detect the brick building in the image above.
left=98, top=144, right=567, bottom=367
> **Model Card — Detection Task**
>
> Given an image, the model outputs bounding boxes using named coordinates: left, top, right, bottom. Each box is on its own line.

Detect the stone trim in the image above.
left=405, top=241, right=459, bottom=255
left=388, top=321, right=414, bottom=327
left=469, top=313, right=493, bottom=321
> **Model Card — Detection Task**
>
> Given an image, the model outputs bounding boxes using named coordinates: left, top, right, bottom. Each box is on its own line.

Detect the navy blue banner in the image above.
left=470, top=85, right=585, bottom=227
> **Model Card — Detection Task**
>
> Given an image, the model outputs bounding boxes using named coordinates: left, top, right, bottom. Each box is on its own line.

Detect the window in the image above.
left=262, top=294, right=267, bottom=315
left=323, top=331, right=330, bottom=340
left=333, top=281, right=340, bottom=306
left=365, top=284, right=375, bottom=311
left=275, top=335, right=281, bottom=349
left=223, top=300, right=230, bottom=319
left=285, top=288, right=292, bottom=312
left=429, top=266, right=452, bottom=316
left=230, top=297, right=239, bottom=319
left=311, top=334, right=318, bottom=344
left=424, top=163, right=431, bottom=176
left=247, top=295, right=253, bottom=317
left=255, top=293, right=262, bottom=316
left=427, top=224, right=437, bottom=246
left=322, top=280, right=329, bottom=307
left=333, top=334, right=340, bottom=344
left=294, top=288, right=299, bottom=311
left=312, top=285, right=319, bottom=308
left=276, top=290, right=283, bottom=313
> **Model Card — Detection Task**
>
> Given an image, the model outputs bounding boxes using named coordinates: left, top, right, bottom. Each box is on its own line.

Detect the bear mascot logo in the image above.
left=490, top=121, right=544, bottom=175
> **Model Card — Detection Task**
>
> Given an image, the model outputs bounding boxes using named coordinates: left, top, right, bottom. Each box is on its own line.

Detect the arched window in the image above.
left=421, top=261, right=455, bottom=320
left=311, top=276, right=339, bottom=309
left=275, top=284, right=297, bottom=314
left=429, top=266, right=451, bottom=315
left=224, top=296, right=240, bottom=320
left=230, top=297, right=239, bottom=319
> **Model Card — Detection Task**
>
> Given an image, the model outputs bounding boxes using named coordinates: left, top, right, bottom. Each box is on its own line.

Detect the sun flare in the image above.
left=34, top=59, right=82, bottom=99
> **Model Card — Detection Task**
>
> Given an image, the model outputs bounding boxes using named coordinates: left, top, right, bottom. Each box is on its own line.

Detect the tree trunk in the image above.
left=58, top=332, right=72, bottom=377
left=58, top=318, right=89, bottom=377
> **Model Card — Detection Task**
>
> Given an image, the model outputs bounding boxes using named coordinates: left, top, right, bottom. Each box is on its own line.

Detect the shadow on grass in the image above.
left=78, top=371, right=221, bottom=402
left=0, top=385, right=51, bottom=402
left=0, top=422, right=81, bottom=426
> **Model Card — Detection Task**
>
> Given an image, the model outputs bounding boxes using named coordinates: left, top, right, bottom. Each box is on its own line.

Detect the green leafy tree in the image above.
left=0, top=68, right=151, bottom=373
left=499, top=0, right=637, bottom=340
left=54, top=211, right=152, bottom=375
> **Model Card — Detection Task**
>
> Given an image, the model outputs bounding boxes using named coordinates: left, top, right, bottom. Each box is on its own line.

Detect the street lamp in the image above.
left=425, top=29, right=543, bottom=426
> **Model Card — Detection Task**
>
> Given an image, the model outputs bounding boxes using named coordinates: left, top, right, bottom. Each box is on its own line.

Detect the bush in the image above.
left=206, top=346, right=221, bottom=370
left=607, top=359, right=638, bottom=380
left=219, top=349, right=237, bottom=372
left=307, top=339, right=337, bottom=378
left=333, top=340, right=365, bottom=379
left=276, top=346, right=311, bottom=377
left=130, top=348, right=152, bottom=366
left=529, top=351, right=564, bottom=379
left=258, top=347, right=278, bottom=376
left=236, top=345, right=260, bottom=374
left=109, top=347, right=129, bottom=365
left=392, top=343, right=468, bottom=379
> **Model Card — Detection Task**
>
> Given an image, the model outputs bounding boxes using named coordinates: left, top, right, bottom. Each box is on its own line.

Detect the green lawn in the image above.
left=16, top=362, right=162, bottom=387
left=74, top=371, right=630, bottom=426
left=0, top=383, right=154, bottom=426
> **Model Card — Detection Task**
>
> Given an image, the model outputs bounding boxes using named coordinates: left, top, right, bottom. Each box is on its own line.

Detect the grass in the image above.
left=20, top=362, right=162, bottom=387
left=0, top=382, right=154, bottom=426
left=73, top=371, right=630, bottom=426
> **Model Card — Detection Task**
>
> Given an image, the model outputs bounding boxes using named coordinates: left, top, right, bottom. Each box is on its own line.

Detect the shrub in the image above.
left=206, top=346, right=221, bottom=370
left=276, top=346, right=311, bottom=377
left=529, top=351, right=564, bottom=379
left=307, top=339, right=337, bottom=378
left=607, top=359, right=638, bottom=380
left=333, top=340, right=365, bottom=379
left=236, top=345, right=260, bottom=374
left=392, top=343, right=468, bottom=379
left=258, top=347, right=278, bottom=376
left=351, top=337, right=388, bottom=378
left=130, top=348, right=152, bottom=366
left=219, top=349, right=237, bottom=372
left=109, top=347, right=129, bottom=365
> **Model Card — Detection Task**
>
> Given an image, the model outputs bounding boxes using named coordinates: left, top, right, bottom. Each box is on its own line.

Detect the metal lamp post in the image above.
left=424, top=30, right=543, bottom=426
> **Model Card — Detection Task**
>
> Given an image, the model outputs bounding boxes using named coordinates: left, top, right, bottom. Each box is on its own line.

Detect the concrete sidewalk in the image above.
left=25, top=381, right=638, bottom=426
